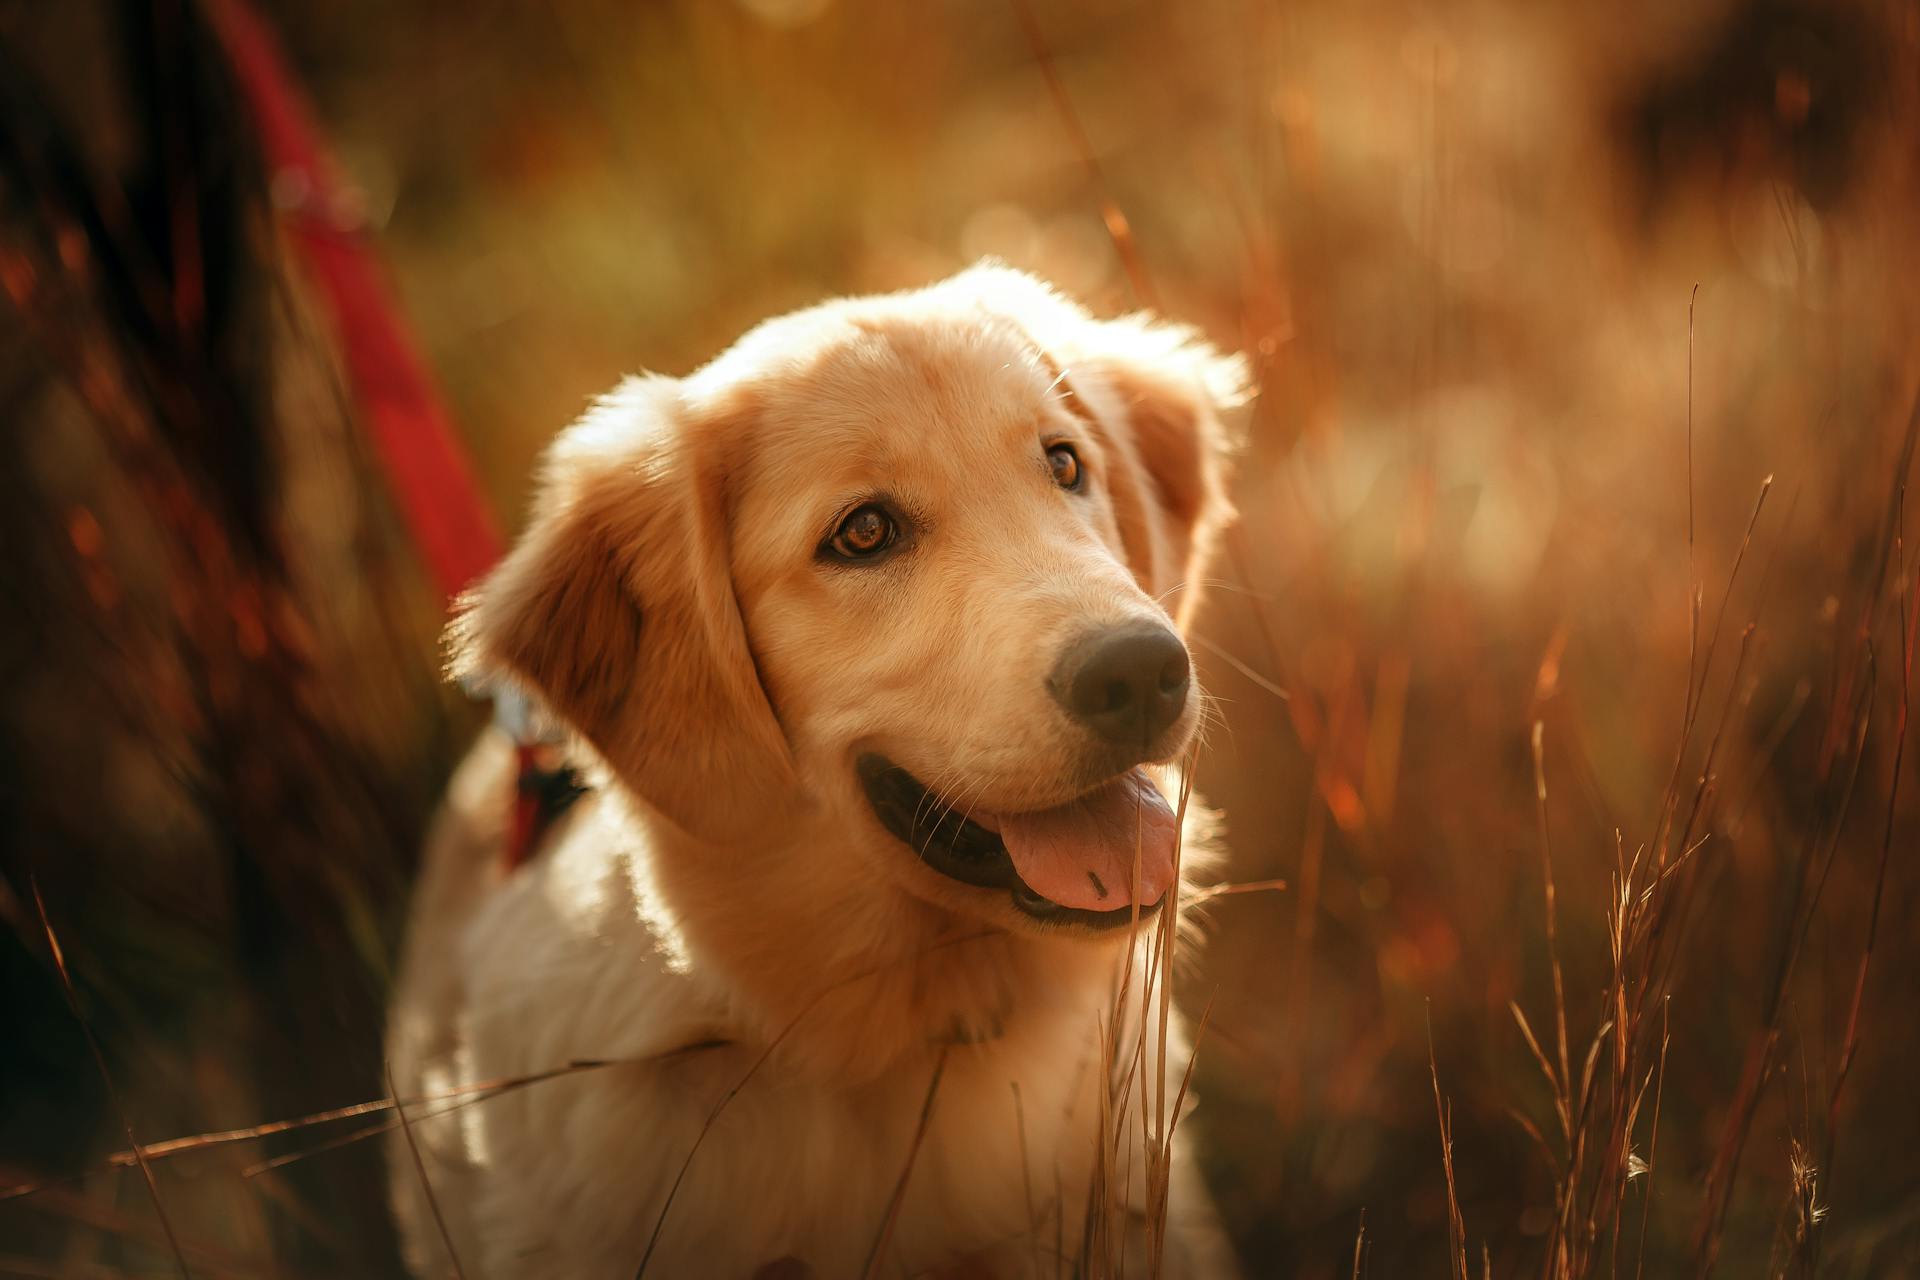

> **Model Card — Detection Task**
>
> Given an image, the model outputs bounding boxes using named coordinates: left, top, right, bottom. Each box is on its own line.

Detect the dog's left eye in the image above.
left=827, top=504, right=898, bottom=559
left=1047, top=443, right=1083, bottom=491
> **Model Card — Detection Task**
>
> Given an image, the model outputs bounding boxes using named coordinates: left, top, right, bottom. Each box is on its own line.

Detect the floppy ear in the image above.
left=447, top=376, right=795, bottom=844
left=1080, top=331, right=1243, bottom=630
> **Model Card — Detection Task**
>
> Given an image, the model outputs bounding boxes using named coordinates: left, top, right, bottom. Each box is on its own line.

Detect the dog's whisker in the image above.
left=913, top=764, right=973, bottom=831
left=919, top=763, right=986, bottom=834
left=933, top=777, right=985, bottom=832
left=915, top=767, right=965, bottom=829
left=1188, top=633, right=1290, bottom=700
left=1154, top=576, right=1261, bottom=603
left=956, top=788, right=987, bottom=829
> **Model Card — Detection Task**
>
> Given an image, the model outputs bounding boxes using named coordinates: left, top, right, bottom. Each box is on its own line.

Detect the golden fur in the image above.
left=386, top=265, right=1246, bottom=1278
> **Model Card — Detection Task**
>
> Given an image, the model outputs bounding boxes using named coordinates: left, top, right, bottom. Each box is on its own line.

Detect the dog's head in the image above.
left=452, top=265, right=1243, bottom=935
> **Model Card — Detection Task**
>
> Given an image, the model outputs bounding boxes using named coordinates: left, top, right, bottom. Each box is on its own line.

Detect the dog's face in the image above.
left=454, top=267, right=1242, bottom=936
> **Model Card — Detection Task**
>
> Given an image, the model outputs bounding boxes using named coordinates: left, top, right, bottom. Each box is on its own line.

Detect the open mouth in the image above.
left=856, top=754, right=1177, bottom=930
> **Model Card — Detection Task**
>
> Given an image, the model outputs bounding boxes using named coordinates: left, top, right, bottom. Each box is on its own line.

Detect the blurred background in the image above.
left=2, top=0, right=1917, bottom=1275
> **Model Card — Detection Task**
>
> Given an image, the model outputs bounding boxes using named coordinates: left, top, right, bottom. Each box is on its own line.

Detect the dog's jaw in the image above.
left=633, top=790, right=1137, bottom=1083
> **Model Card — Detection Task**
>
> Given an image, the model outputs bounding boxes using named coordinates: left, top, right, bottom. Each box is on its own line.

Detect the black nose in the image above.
left=1050, top=623, right=1192, bottom=750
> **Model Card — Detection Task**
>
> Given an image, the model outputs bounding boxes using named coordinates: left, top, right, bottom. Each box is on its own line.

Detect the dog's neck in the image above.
left=621, top=787, right=1132, bottom=1083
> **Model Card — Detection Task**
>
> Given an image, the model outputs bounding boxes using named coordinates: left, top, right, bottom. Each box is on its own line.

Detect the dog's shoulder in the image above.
left=392, top=729, right=736, bottom=1082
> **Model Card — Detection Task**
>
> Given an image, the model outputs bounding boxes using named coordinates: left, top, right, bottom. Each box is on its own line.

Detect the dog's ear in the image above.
left=448, top=377, right=794, bottom=843
left=1081, top=331, right=1244, bottom=629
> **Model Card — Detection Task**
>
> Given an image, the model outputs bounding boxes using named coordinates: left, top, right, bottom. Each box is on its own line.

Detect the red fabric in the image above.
left=209, top=0, right=544, bottom=867
left=509, top=743, right=542, bottom=871
left=204, top=0, right=504, bottom=599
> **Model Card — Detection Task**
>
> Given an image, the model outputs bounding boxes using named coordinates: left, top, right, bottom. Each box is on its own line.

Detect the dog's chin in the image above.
left=854, top=754, right=1175, bottom=935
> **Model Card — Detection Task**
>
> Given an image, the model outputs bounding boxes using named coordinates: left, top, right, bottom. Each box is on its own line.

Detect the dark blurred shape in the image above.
left=1617, top=0, right=1884, bottom=216
left=0, top=0, right=276, bottom=559
left=0, top=1, right=433, bottom=1273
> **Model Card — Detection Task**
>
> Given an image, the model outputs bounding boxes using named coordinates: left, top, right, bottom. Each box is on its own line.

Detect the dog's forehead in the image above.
left=745, top=314, right=1065, bottom=476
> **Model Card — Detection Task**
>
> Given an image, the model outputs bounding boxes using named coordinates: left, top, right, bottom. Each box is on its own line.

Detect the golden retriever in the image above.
left=386, top=265, right=1246, bottom=1278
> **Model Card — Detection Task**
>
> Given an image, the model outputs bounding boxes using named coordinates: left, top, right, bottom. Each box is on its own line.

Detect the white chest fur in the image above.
left=386, top=745, right=1220, bottom=1279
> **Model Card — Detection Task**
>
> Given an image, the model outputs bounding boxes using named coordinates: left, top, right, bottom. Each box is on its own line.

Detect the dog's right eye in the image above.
left=827, top=505, right=897, bottom=560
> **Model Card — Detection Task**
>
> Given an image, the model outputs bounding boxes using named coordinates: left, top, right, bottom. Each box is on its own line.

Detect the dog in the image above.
left=386, top=265, right=1247, bottom=1278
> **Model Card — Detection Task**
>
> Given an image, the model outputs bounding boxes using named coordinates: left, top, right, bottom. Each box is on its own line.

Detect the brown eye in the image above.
left=1047, top=442, right=1083, bottom=491
left=829, top=504, right=896, bottom=559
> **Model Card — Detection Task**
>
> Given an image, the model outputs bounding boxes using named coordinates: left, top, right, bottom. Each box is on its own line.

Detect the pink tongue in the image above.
left=991, top=769, right=1178, bottom=911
